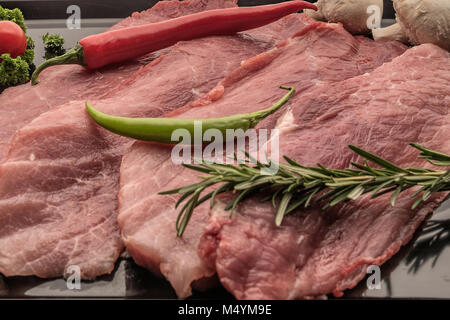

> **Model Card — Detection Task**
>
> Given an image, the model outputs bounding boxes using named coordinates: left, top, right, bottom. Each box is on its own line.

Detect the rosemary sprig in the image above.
left=160, top=143, right=450, bottom=237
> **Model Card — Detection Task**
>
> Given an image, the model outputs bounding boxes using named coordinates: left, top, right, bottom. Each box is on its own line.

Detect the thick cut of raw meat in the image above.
left=199, top=44, right=450, bottom=299
left=0, top=0, right=307, bottom=288
left=0, top=36, right=268, bottom=280
left=119, top=22, right=406, bottom=297
left=0, top=0, right=234, bottom=161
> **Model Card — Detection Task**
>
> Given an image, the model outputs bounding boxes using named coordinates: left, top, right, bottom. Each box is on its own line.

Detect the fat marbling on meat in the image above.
left=119, top=21, right=407, bottom=298
left=199, top=44, right=450, bottom=299
left=0, top=0, right=236, bottom=161
left=0, top=0, right=312, bottom=287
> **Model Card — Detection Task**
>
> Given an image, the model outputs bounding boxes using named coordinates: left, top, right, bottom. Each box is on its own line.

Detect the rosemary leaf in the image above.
left=272, top=188, right=283, bottom=208
left=349, top=145, right=409, bottom=174
left=235, top=176, right=275, bottom=190
left=411, top=185, right=427, bottom=199
left=225, top=188, right=253, bottom=217
left=411, top=143, right=450, bottom=163
left=370, top=179, right=395, bottom=197
left=346, top=184, right=366, bottom=201
left=285, top=193, right=308, bottom=214
left=304, top=186, right=322, bottom=208
left=176, top=189, right=202, bottom=237
left=412, top=196, right=424, bottom=210
left=390, top=184, right=404, bottom=207
left=210, top=182, right=234, bottom=208
left=428, top=160, right=450, bottom=166
left=275, top=192, right=293, bottom=226
left=182, top=163, right=213, bottom=174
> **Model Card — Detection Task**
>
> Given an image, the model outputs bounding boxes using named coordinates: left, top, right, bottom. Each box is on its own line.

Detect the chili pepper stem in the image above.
left=31, top=44, right=85, bottom=85
left=247, top=85, right=295, bottom=127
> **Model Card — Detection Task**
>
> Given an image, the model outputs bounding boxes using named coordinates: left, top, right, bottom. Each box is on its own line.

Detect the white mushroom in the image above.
left=304, top=0, right=384, bottom=34
left=373, top=0, right=450, bottom=51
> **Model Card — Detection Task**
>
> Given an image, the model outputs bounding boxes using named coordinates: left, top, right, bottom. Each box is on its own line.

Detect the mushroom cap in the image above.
left=394, top=0, right=450, bottom=51
left=318, top=0, right=384, bottom=34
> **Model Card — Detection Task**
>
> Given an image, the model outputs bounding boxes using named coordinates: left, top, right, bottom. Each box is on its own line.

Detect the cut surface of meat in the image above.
left=169, top=22, right=406, bottom=120
left=0, top=0, right=235, bottom=161
left=199, top=44, right=450, bottom=299
left=0, top=0, right=306, bottom=289
left=119, top=21, right=407, bottom=297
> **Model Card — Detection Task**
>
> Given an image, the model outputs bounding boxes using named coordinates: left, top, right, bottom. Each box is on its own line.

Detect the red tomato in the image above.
left=0, top=20, right=27, bottom=58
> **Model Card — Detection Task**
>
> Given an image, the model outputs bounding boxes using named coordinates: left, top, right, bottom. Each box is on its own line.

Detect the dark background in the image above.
left=1, top=0, right=395, bottom=20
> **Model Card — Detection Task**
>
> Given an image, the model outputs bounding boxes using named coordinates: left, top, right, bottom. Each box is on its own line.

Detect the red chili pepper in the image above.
left=0, top=21, right=27, bottom=59
left=31, top=1, right=316, bottom=84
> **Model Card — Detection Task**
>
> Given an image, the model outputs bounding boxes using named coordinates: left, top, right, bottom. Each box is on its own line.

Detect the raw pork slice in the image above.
left=0, top=2, right=310, bottom=287
left=199, top=44, right=450, bottom=299
left=119, top=22, right=406, bottom=297
left=0, top=0, right=234, bottom=161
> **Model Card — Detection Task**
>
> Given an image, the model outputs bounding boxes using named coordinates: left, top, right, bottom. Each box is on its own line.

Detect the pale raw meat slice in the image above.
left=168, top=22, right=406, bottom=119
left=0, top=5, right=300, bottom=288
left=0, top=0, right=233, bottom=161
left=119, top=22, right=406, bottom=297
left=0, top=57, right=142, bottom=162
left=199, top=44, right=450, bottom=299
left=109, top=0, right=237, bottom=31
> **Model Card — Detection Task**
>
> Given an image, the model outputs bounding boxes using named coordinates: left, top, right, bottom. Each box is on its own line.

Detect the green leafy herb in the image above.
left=42, top=33, right=66, bottom=60
left=0, top=54, right=30, bottom=87
left=161, top=143, right=450, bottom=237
left=0, top=5, right=34, bottom=92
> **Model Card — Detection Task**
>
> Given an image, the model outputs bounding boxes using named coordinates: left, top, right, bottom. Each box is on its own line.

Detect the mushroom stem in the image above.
left=304, top=2, right=325, bottom=21
left=372, top=0, right=450, bottom=52
left=372, top=22, right=408, bottom=42
left=303, top=0, right=384, bottom=35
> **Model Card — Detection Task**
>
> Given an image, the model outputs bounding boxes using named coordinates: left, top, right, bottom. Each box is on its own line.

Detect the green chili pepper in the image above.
left=85, top=86, right=295, bottom=144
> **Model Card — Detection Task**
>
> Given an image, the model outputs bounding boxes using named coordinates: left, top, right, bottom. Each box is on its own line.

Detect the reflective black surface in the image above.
left=348, top=199, right=450, bottom=299
left=1, top=199, right=449, bottom=299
